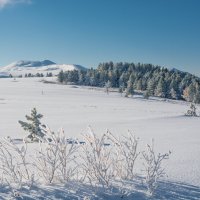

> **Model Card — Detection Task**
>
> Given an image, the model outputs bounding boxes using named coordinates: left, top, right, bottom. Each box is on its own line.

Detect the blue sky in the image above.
left=0, top=0, right=200, bottom=75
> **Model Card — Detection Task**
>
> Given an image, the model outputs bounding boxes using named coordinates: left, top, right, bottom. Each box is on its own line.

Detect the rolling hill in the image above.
left=0, top=60, right=86, bottom=77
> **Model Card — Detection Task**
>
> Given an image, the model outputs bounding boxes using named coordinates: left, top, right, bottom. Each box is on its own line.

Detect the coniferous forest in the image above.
left=58, top=62, right=200, bottom=103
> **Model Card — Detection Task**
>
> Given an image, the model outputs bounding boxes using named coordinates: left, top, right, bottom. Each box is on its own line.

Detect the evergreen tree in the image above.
left=46, top=72, right=53, bottom=77
left=58, top=70, right=65, bottom=83
left=118, top=86, right=123, bottom=96
left=136, top=78, right=143, bottom=90
left=194, top=83, right=200, bottom=104
left=194, top=92, right=200, bottom=104
left=78, top=71, right=84, bottom=85
left=146, top=79, right=156, bottom=96
left=169, top=79, right=181, bottom=99
left=187, top=83, right=196, bottom=102
left=155, top=78, right=167, bottom=98
left=143, top=90, right=150, bottom=99
left=105, top=80, right=111, bottom=94
left=19, top=108, right=45, bottom=141
left=170, top=88, right=178, bottom=100
left=126, top=79, right=134, bottom=97
left=119, top=72, right=128, bottom=88
left=185, top=103, right=198, bottom=116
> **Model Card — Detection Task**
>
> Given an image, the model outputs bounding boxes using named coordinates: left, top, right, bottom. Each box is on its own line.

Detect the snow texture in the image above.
left=0, top=77, right=200, bottom=199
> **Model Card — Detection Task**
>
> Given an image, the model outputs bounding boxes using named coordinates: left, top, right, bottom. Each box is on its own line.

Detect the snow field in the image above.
left=0, top=77, right=200, bottom=199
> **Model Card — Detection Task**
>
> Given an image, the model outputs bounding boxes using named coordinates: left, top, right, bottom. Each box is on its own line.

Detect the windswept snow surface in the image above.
left=0, top=60, right=86, bottom=76
left=0, top=77, right=200, bottom=199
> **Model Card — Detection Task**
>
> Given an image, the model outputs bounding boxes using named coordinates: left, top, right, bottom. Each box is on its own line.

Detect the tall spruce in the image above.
left=126, top=78, right=134, bottom=97
left=155, top=77, right=167, bottom=98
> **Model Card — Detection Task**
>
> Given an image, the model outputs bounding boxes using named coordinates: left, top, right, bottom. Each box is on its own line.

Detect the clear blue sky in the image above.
left=0, top=0, right=200, bottom=76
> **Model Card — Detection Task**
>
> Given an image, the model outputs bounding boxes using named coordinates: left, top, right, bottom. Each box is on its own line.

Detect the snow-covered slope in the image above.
left=0, top=60, right=86, bottom=77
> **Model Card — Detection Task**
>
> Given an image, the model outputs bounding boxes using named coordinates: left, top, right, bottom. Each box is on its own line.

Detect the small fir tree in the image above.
left=185, top=103, right=198, bottom=117
left=19, top=108, right=45, bottom=141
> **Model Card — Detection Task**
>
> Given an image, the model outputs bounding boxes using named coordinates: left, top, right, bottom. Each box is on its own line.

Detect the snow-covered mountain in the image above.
left=0, top=60, right=86, bottom=77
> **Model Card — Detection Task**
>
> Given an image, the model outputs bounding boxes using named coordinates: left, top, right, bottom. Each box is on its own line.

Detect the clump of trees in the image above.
left=10, top=72, right=53, bottom=78
left=58, top=62, right=200, bottom=103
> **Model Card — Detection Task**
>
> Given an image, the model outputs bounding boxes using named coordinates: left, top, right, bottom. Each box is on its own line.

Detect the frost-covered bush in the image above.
left=80, top=128, right=140, bottom=190
left=106, top=130, right=139, bottom=180
left=0, top=125, right=171, bottom=197
left=80, top=127, right=116, bottom=188
left=185, top=103, right=198, bottom=117
left=0, top=137, right=34, bottom=190
left=142, top=140, right=170, bottom=196
left=34, top=127, right=78, bottom=183
left=113, top=131, right=139, bottom=180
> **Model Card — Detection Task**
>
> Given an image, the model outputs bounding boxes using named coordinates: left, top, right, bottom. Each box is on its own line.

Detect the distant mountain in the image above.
left=0, top=60, right=86, bottom=77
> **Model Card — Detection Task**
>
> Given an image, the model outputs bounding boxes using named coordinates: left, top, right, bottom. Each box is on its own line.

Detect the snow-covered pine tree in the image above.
left=154, top=77, right=167, bottom=98
left=58, top=70, right=65, bottom=83
left=105, top=80, right=111, bottom=94
left=146, top=79, right=156, bottom=96
left=126, top=79, right=134, bottom=97
left=143, top=90, right=150, bottom=99
left=118, top=86, right=123, bottom=96
left=19, top=108, right=45, bottom=142
left=185, top=103, right=198, bottom=117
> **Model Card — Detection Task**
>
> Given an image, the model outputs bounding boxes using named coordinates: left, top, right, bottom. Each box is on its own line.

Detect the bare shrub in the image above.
left=0, top=137, right=34, bottom=189
left=34, top=127, right=78, bottom=183
left=80, top=127, right=116, bottom=188
left=142, top=140, right=170, bottom=196
left=107, top=130, right=139, bottom=180
left=0, top=126, right=171, bottom=198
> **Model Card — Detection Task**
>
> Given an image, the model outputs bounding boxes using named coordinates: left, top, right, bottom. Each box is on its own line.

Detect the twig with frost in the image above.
left=107, top=130, right=139, bottom=180
left=56, top=128, right=79, bottom=182
left=80, top=126, right=115, bottom=188
left=35, top=126, right=78, bottom=183
left=142, top=139, right=170, bottom=196
left=0, top=137, right=34, bottom=189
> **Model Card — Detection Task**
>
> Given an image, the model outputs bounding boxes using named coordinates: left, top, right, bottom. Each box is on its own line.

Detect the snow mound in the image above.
left=0, top=60, right=86, bottom=77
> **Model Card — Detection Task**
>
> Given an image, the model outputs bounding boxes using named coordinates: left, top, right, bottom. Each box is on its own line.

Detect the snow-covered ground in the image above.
left=0, top=77, right=200, bottom=199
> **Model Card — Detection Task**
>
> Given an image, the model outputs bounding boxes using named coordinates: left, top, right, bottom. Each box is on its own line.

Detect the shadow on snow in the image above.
left=0, top=179, right=200, bottom=200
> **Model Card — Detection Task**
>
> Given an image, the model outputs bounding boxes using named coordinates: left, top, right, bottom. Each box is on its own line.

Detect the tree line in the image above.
left=9, top=72, right=53, bottom=78
left=57, top=62, right=200, bottom=103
